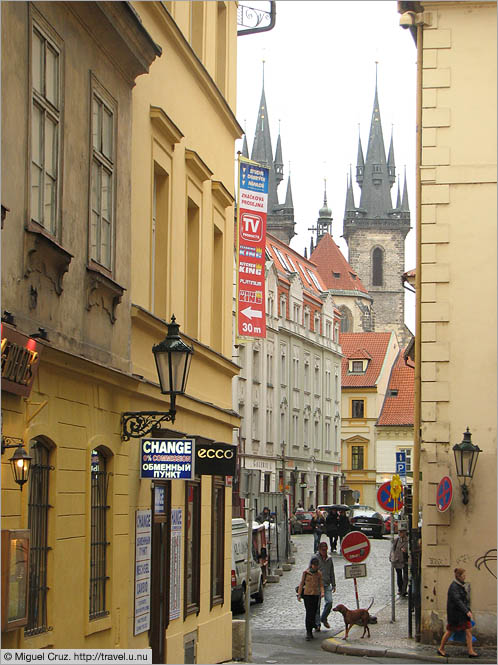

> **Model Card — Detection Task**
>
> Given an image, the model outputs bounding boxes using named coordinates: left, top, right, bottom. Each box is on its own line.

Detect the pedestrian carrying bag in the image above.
left=295, top=585, right=303, bottom=600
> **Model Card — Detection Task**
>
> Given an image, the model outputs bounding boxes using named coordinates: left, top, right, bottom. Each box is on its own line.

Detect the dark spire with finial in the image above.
left=241, top=133, right=249, bottom=159
left=356, top=124, right=365, bottom=186
left=316, top=177, right=332, bottom=243
left=274, top=120, right=284, bottom=185
left=345, top=167, right=356, bottom=215
left=387, top=125, right=396, bottom=185
left=401, top=166, right=410, bottom=212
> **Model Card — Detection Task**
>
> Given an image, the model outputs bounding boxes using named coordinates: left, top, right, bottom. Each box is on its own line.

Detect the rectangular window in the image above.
left=31, top=24, right=61, bottom=235
left=211, top=478, right=225, bottom=606
left=264, top=473, right=271, bottom=493
left=352, top=446, right=364, bottom=471
left=26, top=440, right=51, bottom=635
left=400, top=448, right=412, bottom=473
left=303, top=419, right=309, bottom=448
left=186, top=198, right=200, bottom=337
left=325, top=422, right=331, bottom=452
left=184, top=479, right=201, bottom=615
left=280, top=350, right=287, bottom=385
left=266, top=352, right=273, bottom=384
left=90, top=449, right=110, bottom=619
left=266, top=407, right=273, bottom=443
left=352, top=399, right=365, bottom=418
left=352, top=360, right=364, bottom=373
left=292, top=414, right=298, bottom=445
left=90, top=91, right=115, bottom=270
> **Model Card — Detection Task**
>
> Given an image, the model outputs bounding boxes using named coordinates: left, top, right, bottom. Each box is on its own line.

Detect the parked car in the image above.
left=290, top=510, right=314, bottom=534
left=231, top=518, right=264, bottom=612
left=382, top=513, right=398, bottom=535
left=350, top=505, right=385, bottom=538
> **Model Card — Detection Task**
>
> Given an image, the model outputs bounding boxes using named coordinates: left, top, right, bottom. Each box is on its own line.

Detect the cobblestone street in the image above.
left=243, top=532, right=394, bottom=634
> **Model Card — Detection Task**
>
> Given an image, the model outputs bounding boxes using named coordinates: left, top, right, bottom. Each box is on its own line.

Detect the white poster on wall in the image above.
left=169, top=508, right=182, bottom=620
left=134, top=509, right=152, bottom=635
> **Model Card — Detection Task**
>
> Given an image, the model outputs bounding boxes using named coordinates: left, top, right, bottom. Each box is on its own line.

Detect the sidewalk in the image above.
left=321, top=597, right=497, bottom=663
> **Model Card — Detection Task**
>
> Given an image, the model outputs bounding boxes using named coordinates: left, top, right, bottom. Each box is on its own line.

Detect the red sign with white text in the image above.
left=236, top=159, right=269, bottom=340
left=341, top=531, right=371, bottom=563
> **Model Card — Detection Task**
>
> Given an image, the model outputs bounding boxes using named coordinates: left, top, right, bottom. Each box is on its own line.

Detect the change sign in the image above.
left=140, top=438, right=194, bottom=480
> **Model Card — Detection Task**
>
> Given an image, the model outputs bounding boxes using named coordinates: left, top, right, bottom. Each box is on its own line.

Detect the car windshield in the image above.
left=296, top=512, right=313, bottom=520
left=352, top=508, right=377, bottom=517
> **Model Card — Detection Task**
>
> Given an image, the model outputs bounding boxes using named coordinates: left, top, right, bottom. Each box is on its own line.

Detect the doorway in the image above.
left=150, top=481, right=171, bottom=663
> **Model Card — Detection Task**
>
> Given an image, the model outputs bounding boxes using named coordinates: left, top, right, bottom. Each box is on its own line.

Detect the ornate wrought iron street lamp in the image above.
left=452, top=427, right=481, bottom=505
left=121, top=316, right=193, bottom=441
left=1, top=437, right=32, bottom=490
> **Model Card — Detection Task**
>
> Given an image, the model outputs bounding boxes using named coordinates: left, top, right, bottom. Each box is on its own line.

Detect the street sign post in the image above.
left=436, top=476, right=453, bottom=512
left=341, top=531, right=370, bottom=609
left=395, top=451, right=406, bottom=478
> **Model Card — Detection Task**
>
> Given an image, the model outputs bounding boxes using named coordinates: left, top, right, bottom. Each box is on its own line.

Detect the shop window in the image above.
left=184, top=479, right=201, bottom=615
left=211, top=477, right=225, bottom=606
left=25, top=439, right=52, bottom=635
left=90, top=448, right=110, bottom=619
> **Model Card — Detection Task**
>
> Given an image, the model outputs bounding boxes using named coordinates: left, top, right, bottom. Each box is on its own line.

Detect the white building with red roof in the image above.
left=234, top=233, right=343, bottom=511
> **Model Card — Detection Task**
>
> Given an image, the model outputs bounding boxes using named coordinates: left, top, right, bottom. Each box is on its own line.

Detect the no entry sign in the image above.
left=341, top=531, right=371, bottom=563
left=436, top=476, right=453, bottom=512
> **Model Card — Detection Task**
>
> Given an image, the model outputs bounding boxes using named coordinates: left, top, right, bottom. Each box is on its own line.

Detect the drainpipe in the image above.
left=412, top=16, right=424, bottom=642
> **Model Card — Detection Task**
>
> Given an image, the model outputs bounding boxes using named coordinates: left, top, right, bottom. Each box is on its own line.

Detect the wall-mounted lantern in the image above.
left=1, top=437, right=32, bottom=490
left=121, top=316, right=193, bottom=441
left=452, top=427, right=481, bottom=505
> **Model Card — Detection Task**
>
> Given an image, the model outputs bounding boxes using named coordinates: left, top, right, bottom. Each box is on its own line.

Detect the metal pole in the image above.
left=244, top=471, right=253, bottom=663
left=391, top=516, right=396, bottom=623
left=353, top=577, right=360, bottom=610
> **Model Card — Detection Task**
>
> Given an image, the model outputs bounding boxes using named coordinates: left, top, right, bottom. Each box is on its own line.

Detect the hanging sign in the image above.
left=140, top=438, right=194, bottom=480
left=134, top=510, right=151, bottom=635
left=195, top=441, right=237, bottom=476
left=1, top=324, right=42, bottom=397
left=436, top=476, right=453, bottom=512
left=236, top=157, right=269, bottom=340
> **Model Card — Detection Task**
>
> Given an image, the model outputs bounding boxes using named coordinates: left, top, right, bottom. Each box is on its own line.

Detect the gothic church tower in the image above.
left=243, top=79, right=295, bottom=244
left=343, top=78, right=411, bottom=343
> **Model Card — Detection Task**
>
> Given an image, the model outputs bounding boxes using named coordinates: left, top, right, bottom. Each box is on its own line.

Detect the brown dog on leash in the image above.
left=333, top=598, right=374, bottom=640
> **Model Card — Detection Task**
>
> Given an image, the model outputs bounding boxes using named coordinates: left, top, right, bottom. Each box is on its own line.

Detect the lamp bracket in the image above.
left=461, top=483, right=469, bottom=505
left=1, top=436, right=24, bottom=455
left=121, top=411, right=175, bottom=442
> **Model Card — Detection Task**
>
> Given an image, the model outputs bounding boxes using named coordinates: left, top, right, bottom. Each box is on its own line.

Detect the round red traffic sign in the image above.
left=436, top=476, right=453, bottom=512
left=341, top=530, right=371, bottom=563
left=377, top=480, right=404, bottom=513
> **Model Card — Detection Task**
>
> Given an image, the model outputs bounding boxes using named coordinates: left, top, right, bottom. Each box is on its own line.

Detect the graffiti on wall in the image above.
left=474, top=548, right=497, bottom=579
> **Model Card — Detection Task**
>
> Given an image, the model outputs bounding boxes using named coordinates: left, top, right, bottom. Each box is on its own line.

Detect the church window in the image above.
left=372, top=247, right=384, bottom=286
left=373, top=164, right=382, bottom=173
left=339, top=306, right=353, bottom=333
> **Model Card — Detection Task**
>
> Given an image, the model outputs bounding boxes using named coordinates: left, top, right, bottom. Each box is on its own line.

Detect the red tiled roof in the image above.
left=377, top=349, right=415, bottom=426
left=310, top=233, right=368, bottom=294
left=349, top=348, right=372, bottom=360
left=340, top=332, right=394, bottom=387
left=266, top=233, right=326, bottom=302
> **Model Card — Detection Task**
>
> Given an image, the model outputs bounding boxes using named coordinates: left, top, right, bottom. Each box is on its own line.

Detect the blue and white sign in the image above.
left=396, top=451, right=406, bottom=477
left=134, top=509, right=151, bottom=635
left=140, top=438, right=194, bottom=480
left=169, top=509, right=182, bottom=620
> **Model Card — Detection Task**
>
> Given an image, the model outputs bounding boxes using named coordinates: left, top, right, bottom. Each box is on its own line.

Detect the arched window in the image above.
left=26, top=438, right=52, bottom=635
left=90, top=448, right=110, bottom=619
left=372, top=247, right=384, bottom=286
left=339, top=306, right=353, bottom=333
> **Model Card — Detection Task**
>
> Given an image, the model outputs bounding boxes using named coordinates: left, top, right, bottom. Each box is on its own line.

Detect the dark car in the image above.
left=290, top=510, right=314, bottom=534
left=350, top=506, right=385, bottom=538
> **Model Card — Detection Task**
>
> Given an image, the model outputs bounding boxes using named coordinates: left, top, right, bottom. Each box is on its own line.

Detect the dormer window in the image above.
left=333, top=272, right=340, bottom=278
left=388, top=389, right=398, bottom=397
left=348, top=359, right=368, bottom=374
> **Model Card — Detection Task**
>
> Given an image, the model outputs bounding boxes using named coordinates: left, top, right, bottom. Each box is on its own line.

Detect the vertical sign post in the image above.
left=169, top=508, right=182, bottom=620
left=134, top=510, right=152, bottom=635
left=236, top=157, right=269, bottom=341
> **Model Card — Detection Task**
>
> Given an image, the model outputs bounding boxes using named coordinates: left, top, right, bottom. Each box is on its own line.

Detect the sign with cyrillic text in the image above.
left=169, top=508, right=182, bottom=620
left=134, top=510, right=151, bottom=635
left=140, top=438, right=194, bottom=480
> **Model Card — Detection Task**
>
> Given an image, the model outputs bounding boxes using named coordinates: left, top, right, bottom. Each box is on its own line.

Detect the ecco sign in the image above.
left=195, top=442, right=237, bottom=476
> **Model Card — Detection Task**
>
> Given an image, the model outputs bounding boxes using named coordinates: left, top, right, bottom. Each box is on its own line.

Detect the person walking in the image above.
left=311, top=509, right=325, bottom=552
left=337, top=510, right=350, bottom=547
left=297, top=556, right=324, bottom=641
left=389, top=527, right=409, bottom=596
left=325, top=508, right=339, bottom=552
left=314, top=541, right=336, bottom=631
left=437, top=568, right=478, bottom=658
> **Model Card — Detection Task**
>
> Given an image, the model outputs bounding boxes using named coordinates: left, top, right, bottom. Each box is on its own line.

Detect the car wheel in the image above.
left=234, top=585, right=246, bottom=614
left=254, top=578, right=264, bottom=604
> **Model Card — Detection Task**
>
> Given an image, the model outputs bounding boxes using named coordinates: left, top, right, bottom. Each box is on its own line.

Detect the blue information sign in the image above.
left=140, top=438, right=194, bottom=480
left=396, top=452, right=406, bottom=476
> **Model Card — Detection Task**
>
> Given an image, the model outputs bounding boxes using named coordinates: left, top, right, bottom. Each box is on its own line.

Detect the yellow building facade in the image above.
left=405, top=0, right=497, bottom=644
left=2, top=2, right=241, bottom=662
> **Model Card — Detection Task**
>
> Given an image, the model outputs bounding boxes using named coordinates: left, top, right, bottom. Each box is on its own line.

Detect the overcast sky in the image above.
left=236, top=0, right=417, bottom=331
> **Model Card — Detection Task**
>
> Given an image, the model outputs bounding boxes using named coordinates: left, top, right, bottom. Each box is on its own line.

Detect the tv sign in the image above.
left=140, top=438, right=194, bottom=480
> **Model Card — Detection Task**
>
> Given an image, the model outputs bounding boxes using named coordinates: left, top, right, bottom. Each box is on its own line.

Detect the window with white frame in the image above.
left=314, top=361, right=320, bottom=395
left=90, top=86, right=115, bottom=270
left=280, top=347, right=287, bottom=385
left=280, top=294, right=286, bottom=318
left=266, top=406, right=273, bottom=443
left=314, top=313, right=321, bottom=333
left=266, top=351, right=273, bottom=384
left=303, top=418, right=309, bottom=448
left=304, top=308, right=310, bottom=330
left=325, top=321, right=332, bottom=339
left=293, top=303, right=301, bottom=324
left=304, top=359, right=310, bottom=393
left=292, top=414, right=298, bottom=445
left=267, top=293, right=274, bottom=317
left=325, top=370, right=331, bottom=400
left=400, top=448, right=412, bottom=472
left=292, top=352, right=299, bottom=387
left=31, top=21, right=61, bottom=235
left=314, top=420, right=320, bottom=449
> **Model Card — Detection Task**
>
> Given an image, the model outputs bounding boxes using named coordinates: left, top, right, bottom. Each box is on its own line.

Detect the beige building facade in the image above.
left=403, top=0, right=497, bottom=644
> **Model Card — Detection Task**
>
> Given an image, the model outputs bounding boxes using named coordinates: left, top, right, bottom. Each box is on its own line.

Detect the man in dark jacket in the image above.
left=314, top=541, right=336, bottom=630
left=325, top=509, right=339, bottom=552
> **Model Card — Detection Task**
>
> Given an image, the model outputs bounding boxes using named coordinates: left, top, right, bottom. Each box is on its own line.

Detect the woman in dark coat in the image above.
left=437, top=568, right=478, bottom=658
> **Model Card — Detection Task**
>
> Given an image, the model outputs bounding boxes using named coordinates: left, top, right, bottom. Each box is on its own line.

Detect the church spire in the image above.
left=274, top=123, right=284, bottom=186
left=356, top=125, right=365, bottom=186
left=345, top=166, right=356, bottom=214
left=401, top=166, right=410, bottom=211
left=241, top=133, right=249, bottom=159
left=316, top=177, right=332, bottom=242
left=284, top=175, right=293, bottom=208
left=387, top=126, right=396, bottom=185
left=396, top=177, right=401, bottom=209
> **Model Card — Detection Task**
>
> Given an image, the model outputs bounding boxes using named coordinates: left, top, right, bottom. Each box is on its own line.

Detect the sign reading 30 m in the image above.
left=140, top=438, right=194, bottom=480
